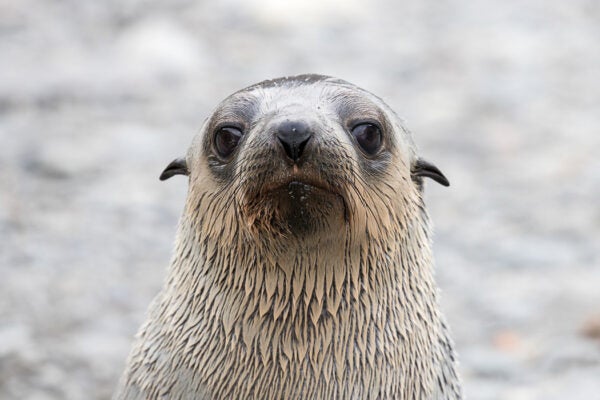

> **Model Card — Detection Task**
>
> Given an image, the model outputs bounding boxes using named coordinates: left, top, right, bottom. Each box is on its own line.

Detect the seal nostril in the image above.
left=296, top=136, right=310, bottom=158
left=278, top=135, right=311, bottom=162
left=278, top=137, right=293, bottom=160
left=276, top=121, right=312, bottom=162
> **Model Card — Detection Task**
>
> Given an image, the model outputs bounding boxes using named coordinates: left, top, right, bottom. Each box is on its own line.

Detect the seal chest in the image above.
left=115, top=74, right=461, bottom=399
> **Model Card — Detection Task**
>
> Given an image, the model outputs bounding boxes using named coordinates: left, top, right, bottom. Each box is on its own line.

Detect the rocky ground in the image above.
left=1, top=0, right=599, bottom=399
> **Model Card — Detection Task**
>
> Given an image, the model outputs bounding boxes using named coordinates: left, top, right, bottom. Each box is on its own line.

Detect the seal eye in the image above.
left=214, top=126, right=243, bottom=158
left=351, top=123, right=382, bottom=155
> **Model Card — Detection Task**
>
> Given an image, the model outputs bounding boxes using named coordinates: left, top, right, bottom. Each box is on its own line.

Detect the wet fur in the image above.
left=114, top=75, right=462, bottom=399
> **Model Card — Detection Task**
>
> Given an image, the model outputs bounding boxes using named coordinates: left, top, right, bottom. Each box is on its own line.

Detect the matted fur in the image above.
left=114, top=75, right=462, bottom=399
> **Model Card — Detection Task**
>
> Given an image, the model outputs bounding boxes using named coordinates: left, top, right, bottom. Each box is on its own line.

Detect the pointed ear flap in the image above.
left=412, top=158, right=450, bottom=187
left=159, top=158, right=189, bottom=181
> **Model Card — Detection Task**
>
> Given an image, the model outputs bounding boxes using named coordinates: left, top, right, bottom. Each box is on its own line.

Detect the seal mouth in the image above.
left=262, top=176, right=334, bottom=194
left=261, top=177, right=350, bottom=225
left=240, top=170, right=350, bottom=238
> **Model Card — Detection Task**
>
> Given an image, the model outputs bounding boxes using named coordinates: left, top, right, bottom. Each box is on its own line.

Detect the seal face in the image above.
left=115, top=74, right=460, bottom=400
left=192, top=75, right=423, bottom=244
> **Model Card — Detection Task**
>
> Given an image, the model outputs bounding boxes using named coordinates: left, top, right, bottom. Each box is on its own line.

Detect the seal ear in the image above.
left=159, top=158, right=189, bottom=181
left=412, top=158, right=450, bottom=187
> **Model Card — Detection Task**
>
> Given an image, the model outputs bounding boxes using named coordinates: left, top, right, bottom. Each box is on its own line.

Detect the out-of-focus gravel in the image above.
left=1, top=1, right=599, bottom=399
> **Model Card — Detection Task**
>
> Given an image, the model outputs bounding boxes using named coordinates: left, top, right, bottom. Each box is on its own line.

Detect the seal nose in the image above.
left=276, top=121, right=312, bottom=162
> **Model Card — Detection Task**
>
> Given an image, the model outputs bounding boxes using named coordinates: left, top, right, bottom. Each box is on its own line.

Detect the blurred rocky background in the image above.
left=1, top=0, right=599, bottom=399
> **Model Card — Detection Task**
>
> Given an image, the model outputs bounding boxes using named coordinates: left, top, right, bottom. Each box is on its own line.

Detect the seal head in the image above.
left=163, top=74, right=448, bottom=246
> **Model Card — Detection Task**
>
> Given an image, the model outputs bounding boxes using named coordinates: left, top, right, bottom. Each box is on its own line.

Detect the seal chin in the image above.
left=250, top=179, right=347, bottom=238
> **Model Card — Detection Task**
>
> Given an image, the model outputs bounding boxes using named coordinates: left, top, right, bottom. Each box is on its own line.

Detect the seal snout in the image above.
left=275, top=120, right=313, bottom=163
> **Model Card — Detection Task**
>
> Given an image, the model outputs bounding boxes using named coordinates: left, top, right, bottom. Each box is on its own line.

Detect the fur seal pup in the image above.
left=114, top=74, right=462, bottom=399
